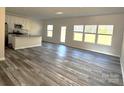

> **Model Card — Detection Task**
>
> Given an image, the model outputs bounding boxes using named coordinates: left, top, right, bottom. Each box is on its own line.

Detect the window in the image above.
left=74, top=33, right=83, bottom=41
left=73, top=25, right=83, bottom=41
left=97, top=35, right=112, bottom=46
left=98, top=25, right=113, bottom=34
left=74, top=25, right=84, bottom=32
left=84, top=25, right=97, bottom=43
left=47, top=25, right=53, bottom=37
left=85, top=34, right=96, bottom=43
left=47, top=31, right=53, bottom=37
left=97, top=25, right=113, bottom=46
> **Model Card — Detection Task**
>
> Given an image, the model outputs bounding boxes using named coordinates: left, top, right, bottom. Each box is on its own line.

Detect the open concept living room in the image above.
left=0, top=7, right=124, bottom=86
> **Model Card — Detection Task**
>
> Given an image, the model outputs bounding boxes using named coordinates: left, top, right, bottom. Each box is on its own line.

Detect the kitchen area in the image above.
left=5, top=15, right=42, bottom=50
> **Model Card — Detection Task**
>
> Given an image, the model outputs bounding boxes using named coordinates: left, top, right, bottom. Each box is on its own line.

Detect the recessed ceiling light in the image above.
left=56, top=12, right=63, bottom=15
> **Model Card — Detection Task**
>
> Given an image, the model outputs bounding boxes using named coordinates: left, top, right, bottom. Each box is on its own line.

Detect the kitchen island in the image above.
left=11, top=35, right=42, bottom=50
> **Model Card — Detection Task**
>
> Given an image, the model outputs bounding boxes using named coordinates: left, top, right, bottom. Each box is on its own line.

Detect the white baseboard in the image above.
left=0, top=57, right=5, bottom=61
left=65, top=43, right=120, bottom=57
left=120, top=62, right=124, bottom=85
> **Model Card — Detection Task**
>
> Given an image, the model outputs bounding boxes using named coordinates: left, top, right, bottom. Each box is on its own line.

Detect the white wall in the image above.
left=120, top=32, right=124, bottom=84
left=0, top=8, right=5, bottom=61
left=42, top=14, right=124, bottom=57
left=6, top=15, right=43, bottom=35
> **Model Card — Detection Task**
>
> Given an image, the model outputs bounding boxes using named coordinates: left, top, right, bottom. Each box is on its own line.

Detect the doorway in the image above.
left=60, top=26, right=66, bottom=43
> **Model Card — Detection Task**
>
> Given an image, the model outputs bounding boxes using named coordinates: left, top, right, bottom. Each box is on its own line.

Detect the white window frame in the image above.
left=73, top=25, right=84, bottom=41
left=96, top=25, right=114, bottom=46
left=47, top=25, right=53, bottom=37
left=84, top=25, right=97, bottom=44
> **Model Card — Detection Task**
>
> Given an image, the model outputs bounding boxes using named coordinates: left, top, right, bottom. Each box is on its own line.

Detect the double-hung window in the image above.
left=73, top=25, right=84, bottom=41
left=47, top=25, right=53, bottom=37
left=97, top=25, right=113, bottom=46
left=84, top=25, right=97, bottom=43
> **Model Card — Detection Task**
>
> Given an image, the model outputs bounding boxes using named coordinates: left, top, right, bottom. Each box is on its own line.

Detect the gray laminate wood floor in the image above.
left=0, top=42, right=123, bottom=86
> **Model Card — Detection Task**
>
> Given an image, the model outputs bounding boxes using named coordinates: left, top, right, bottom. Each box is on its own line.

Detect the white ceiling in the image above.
left=6, top=7, right=124, bottom=20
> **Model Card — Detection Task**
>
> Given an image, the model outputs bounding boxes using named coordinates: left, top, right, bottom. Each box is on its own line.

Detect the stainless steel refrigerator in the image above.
left=5, top=23, right=8, bottom=46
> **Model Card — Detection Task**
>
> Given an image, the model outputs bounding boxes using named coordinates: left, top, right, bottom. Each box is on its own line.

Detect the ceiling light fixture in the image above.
left=56, top=12, right=63, bottom=15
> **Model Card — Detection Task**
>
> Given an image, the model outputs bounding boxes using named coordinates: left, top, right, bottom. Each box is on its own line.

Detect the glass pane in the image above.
left=84, top=34, right=96, bottom=43
left=47, top=31, right=53, bottom=37
left=61, top=26, right=66, bottom=31
left=61, top=26, right=66, bottom=42
left=47, top=25, right=53, bottom=30
left=97, top=35, right=112, bottom=46
left=98, top=25, right=113, bottom=34
left=73, top=32, right=83, bottom=41
left=85, top=25, right=97, bottom=33
left=74, top=25, right=84, bottom=32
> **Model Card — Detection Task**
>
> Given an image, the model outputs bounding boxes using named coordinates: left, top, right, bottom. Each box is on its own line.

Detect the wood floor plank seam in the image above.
left=0, top=42, right=122, bottom=86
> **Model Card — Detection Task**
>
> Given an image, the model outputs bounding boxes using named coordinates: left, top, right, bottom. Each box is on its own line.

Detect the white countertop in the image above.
left=11, top=34, right=42, bottom=37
